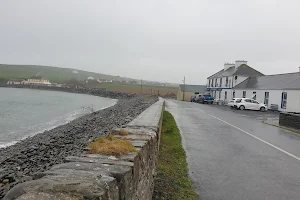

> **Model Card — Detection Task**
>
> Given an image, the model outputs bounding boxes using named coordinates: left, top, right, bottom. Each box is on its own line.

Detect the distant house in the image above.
left=7, top=79, right=25, bottom=85
left=177, top=84, right=207, bottom=101
left=72, top=70, right=79, bottom=74
left=23, top=76, right=51, bottom=85
left=87, top=76, right=95, bottom=80
left=97, top=79, right=107, bottom=83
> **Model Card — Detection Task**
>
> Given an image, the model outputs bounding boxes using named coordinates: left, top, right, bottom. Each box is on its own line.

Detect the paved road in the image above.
left=166, top=100, right=300, bottom=200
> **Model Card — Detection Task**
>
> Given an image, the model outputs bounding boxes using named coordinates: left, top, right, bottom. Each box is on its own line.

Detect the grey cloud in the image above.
left=1, top=0, right=300, bottom=84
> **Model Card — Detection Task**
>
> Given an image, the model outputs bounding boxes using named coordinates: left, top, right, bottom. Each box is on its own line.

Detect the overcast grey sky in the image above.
left=0, top=0, right=300, bottom=84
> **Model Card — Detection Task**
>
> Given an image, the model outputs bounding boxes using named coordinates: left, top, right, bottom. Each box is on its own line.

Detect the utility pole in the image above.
left=140, top=79, right=143, bottom=94
left=183, top=76, right=185, bottom=101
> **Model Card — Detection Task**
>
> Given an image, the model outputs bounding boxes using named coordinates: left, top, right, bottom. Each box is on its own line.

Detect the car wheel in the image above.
left=260, top=107, right=266, bottom=112
left=239, top=105, right=245, bottom=110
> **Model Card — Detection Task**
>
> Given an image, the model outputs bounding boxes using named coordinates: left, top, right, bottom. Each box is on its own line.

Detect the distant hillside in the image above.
left=0, top=64, right=134, bottom=83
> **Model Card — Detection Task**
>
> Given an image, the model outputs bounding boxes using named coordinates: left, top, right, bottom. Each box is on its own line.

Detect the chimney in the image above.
left=235, top=60, right=247, bottom=69
left=224, top=62, right=235, bottom=71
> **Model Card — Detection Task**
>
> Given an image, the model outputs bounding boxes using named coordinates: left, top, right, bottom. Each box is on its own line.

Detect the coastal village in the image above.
left=177, top=60, right=300, bottom=113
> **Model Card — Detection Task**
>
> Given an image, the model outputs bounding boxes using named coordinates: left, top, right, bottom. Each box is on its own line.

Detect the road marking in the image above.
left=208, top=113, right=300, bottom=162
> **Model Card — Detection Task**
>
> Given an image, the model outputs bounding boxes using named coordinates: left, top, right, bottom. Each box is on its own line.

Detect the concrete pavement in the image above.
left=166, top=100, right=300, bottom=200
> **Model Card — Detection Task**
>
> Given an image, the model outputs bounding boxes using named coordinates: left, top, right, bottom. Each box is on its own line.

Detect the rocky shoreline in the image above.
left=0, top=95, right=158, bottom=199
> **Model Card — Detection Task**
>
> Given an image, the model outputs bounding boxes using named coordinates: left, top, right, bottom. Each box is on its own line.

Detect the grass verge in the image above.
left=153, top=111, right=199, bottom=200
left=261, top=121, right=300, bottom=134
left=89, top=135, right=137, bottom=156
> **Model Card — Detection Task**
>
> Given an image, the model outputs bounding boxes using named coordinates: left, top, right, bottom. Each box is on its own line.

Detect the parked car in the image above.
left=228, top=98, right=241, bottom=109
left=236, top=98, right=268, bottom=111
left=193, top=94, right=202, bottom=103
left=190, top=95, right=197, bottom=102
left=198, top=94, right=214, bottom=104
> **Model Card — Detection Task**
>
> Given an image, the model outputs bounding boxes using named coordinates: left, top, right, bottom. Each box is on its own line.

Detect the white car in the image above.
left=228, top=98, right=241, bottom=108
left=236, top=98, right=268, bottom=112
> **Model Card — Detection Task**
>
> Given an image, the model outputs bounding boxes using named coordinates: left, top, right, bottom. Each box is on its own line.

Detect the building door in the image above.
left=281, top=92, right=287, bottom=109
left=225, top=91, right=227, bottom=100
left=264, top=92, right=269, bottom=106
left=219, top=91, right=221, bottom=99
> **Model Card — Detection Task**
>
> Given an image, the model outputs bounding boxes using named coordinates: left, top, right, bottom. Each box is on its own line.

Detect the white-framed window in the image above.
left=253, top=91, right=256, bottom=100
left=243, top=91, right=246, bottom=98
left=281, top=92, right=287, bottom=109
left=264, top=92, right=269, bottom=106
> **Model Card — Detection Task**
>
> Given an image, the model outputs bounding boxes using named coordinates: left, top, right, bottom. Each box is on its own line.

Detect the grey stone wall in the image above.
left=4, top=99, right=165, bottom=200
left=279, top=112, right=300, bottom=129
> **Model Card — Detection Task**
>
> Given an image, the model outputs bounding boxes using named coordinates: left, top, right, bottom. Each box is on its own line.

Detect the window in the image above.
left=235, top=76, right=238, bottom=80
left=211, top=79, right=214, bottom=87
left=245, top=99, right=252, bottom=103
left=253, top=91, right=256, bottom=100
left=219, top=91, right=221, bottom=99
left=281, top=92, right=287, bottom=109
left=264, top=92, right=269, bottom=106
left=220, top=78, right=222, bottom=87
left=243, top=91, right=246, bottom=98
left=233, top=91, right=235, bottom=98
left=225, top=77, right=228, bottom=86
left=214, top=91, right=217, bottom=98
left=208, top=80, right=211, bottom=87
left=215, top=78, right=217, bottom=87
left=225, top=91, right=227, bottom=100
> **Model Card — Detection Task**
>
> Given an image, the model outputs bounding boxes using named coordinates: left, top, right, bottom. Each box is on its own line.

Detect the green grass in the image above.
left=87, top=82, right=177, bottom=95
left=0, top=64, right=178, bottom=95
left=261, top=121, right=300, bottom=134
left=0, top=64, right=131, bottom=82
left=153, top=111, right=199, bottom=200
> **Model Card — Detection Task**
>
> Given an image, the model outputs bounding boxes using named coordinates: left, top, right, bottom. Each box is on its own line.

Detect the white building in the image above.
left=233, top=72, right=300, bottom=112
left=206, top=61, right=264, bottom=103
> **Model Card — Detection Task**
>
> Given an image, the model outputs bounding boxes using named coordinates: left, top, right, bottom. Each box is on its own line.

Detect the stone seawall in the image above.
left=4, top=98, right=165, bottom=200
left=279, top=112, right=300, bottom=129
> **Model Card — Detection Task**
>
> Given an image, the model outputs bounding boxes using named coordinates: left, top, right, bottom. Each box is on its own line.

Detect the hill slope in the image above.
left=0, top=64, right=132, bottom=82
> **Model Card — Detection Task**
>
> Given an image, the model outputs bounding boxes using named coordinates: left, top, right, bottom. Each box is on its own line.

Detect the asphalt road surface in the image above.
left=166, top=100, right=300, bottom=200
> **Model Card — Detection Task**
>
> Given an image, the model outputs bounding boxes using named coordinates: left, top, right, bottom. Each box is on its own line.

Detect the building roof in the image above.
left=179, top=84, right=207, bottom=92
left=234, top=72, right=300, bottom=90
left=208, top=64, right=264, bottom=79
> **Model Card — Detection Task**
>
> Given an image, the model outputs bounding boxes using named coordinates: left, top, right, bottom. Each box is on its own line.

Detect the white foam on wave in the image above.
left=0, top=99, right=118, bottom=149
